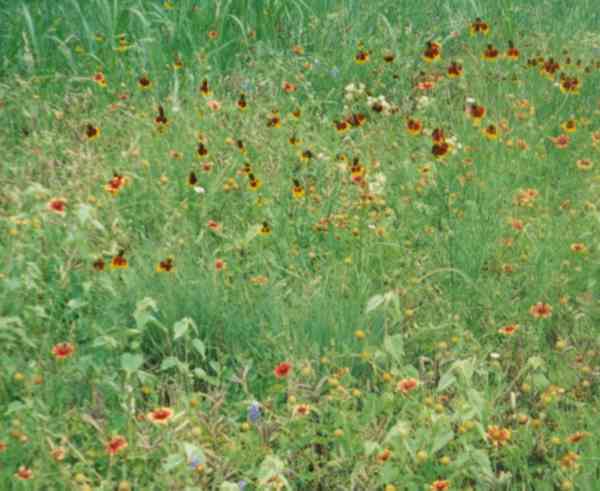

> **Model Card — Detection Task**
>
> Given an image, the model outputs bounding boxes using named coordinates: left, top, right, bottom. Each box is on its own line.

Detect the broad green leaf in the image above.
left=173, top=317, right=197, bottom=340
left=384, top=421, right=411, bottom=445
left=431, top=423, right=454, bottom=454
left=437, top=372, right=456, bottom=392
left=363, top=440, right=379, bottom=456
left=366, top=294, right=385, bottom=313
left=160, top=356, right=179, bottom=371
left=192, top=338, right=206, bottom=359
left=383, top=334, right=404, bottom=363
left=452, top=357, right=475, bottom=384
left=133, top=297, right=159, bottom=330
left=121, top=353, right=144, bottom=373
left=527, top=356, right=545, bottom=370
left=162, top=453, right=184, bottom=472
left=467, top=388, right=485, bottom=420
left=532, top=373, right=550, bottom=390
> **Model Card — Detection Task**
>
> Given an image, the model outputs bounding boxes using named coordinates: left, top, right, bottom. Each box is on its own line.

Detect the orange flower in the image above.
left=51, top=447, right=66, bottom=461
left=258, top=222, right=272, bottom=237
left=111, top=251, right=128, bottom=270
left=335, top=120, right=350, bottom=133
left=506, top=41, right=520, bottom=60
left=570, top=243, right=587, bottom=254
left=154, top=105, right=169, bottom=129
left=214, top=258, right=226, bottom=272
left=467, top=103, right=486, bottom=126
left=248, top=174, right=262, bottom=191
left=559, top=451, right=579, bottom=469
left=498, top=324, right=519, bottom=336
left=282, top=81, right=296, bottom=93
left=447, top=61, right=463, bottom=78
left=560, top=76, right=581, bottom=94
left=576, top=159, right=593, bottom=171
left=376, top=448, right=392, bottom=463
left=396, top=377, right=419, bottom=395
left=156, top=257, right=175, bottom=273
left=196, top=143, right=209, bottom=158
left=540, top=58, right=560, bottom=78
left=105, top=173, right=127, bottom=195
left=106, top=435, right=128, bottom=455
left=483, top=124, right=499, bottom=140
left=93, top=72, right=107, bottom=87
left=207, top=220, right=222, bottom=233
left=47, top=197, right=67, bottom=215
left=93, top=258, right=105, bottom=272
left=293, top=404, right=311, bottom=417
left=549, top=134, right=570, bottom=149
left=432, top=141, right=452, bottom=159
left=208, top=31, right=219, bottom=40
left=15, top=465, right=33, bottom=480
left=486, top=425, right=511, bottom=448
left=147, top=407, right=174, bottom=425
left=422, top=41, right=441, bottom=62
left=417, top=80, right=435, bottom=91
left=85, top=124, right=100, bottom=140
left=300, top=149, right=314, bottom=162
left=52, top=342, right=75, bottom=360
left=469, top=17, right=490, bottom=36
left=515, top=188, right=539, bottom=207
left=346, top=113, right=366, bottom=127
left=355, top=50, right=370, bottom=64
left=529, top=302, right=552, bottom=319
left=560, top=119, right=576, bottom=133
left=267, top=114, right=281, bottom=128
left=200, top=79, right=212, bottom=97
left=292, top=179, right=305, bottom=199
left=431, top=128, right=445, bottom=143
left=483, top=44, right=499, bottom=61
left=567, top=431, right=590, bottom=444
left=237, top=93, right=247, bottom=111
left=138, top=75, right=152, bottom=90
left=406, top=118, right=423, bottom=136
left=430, top=480, right=450, bottom=491
left=207, top=99, right=221, bottom=112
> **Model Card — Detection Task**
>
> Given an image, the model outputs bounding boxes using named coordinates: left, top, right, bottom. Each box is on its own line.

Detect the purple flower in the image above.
left=238, top=480, right=247, bottom=490
left=248, top=401, right=261, bottom=423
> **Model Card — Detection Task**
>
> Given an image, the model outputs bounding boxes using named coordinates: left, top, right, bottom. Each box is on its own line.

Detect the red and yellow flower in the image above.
left=106, top=436, right=128, bottom=455
left=52, top=342, right=75, bottom=360
left=529, top=302, right=552, bottom=319
left=469, top=17, right=490, bottom=36
left=47, top=197, right=67, bottom=215
left=422, top=41, right=441, bottom=62
left=147, top=407, right=174, bottom=425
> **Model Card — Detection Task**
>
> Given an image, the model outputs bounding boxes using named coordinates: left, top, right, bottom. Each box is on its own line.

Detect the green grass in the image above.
left=1, top=0, right=600, bottom=489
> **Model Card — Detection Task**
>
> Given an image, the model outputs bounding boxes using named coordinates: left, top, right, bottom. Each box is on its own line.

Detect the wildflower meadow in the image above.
left=1, top=0, right=599, bottom=489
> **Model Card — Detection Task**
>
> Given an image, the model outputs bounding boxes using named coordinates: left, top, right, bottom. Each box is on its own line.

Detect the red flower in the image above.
left=530, top=302, right=552, bottom=319
left=396, top=377, right=419, bottom=394
left=47, top=197, right=67, bottom=215
left=52, top=342, right=75, bottom=360
left=214, top=258, right=226, bottom=272
left=15, top=465, right=33, bottom=480
left=274, top=362, right=292, bottom=378
left=147, top=407, right=174, bottom=425
left=106, top=435, right=128, bottom=455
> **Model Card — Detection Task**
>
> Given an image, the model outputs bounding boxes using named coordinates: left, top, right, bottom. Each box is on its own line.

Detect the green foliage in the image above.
left=1, top=0, right=600, bottom=489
